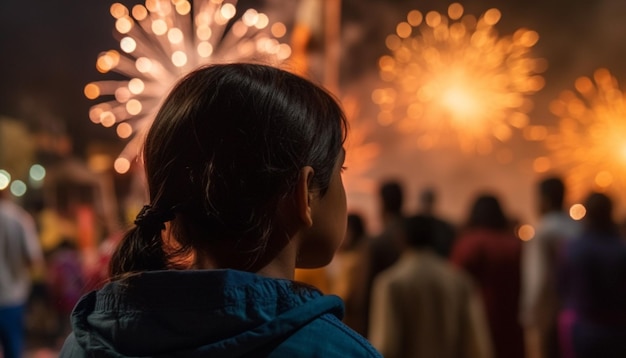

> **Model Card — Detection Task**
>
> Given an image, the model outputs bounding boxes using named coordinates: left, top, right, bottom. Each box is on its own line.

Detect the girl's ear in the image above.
left=295, top=166, right=315, bottom=228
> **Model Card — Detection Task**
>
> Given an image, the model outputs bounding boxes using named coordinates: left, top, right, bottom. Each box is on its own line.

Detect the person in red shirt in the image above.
left=451, top=193, right=523, bottom=358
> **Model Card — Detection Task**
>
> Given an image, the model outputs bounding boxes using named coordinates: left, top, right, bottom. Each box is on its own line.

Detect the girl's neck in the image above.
left=194, top=238, right=298, bottom=281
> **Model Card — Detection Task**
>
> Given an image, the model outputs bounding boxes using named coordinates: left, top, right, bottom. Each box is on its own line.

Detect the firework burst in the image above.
left=373, top=3, right=545, bottom=153
left=84, top=0, right=292, bottom=173
left=545, top=68, right=626, bottom=205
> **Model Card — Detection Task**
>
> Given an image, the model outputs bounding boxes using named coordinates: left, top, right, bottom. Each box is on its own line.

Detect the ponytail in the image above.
left=109, top=205, right=173, bottom=278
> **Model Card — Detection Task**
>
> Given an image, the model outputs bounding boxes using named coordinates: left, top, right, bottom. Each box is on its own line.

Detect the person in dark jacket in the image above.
left=362, top=180, right=405, bottom=336
left=558, top=192, right=626, bottom=358
left=60, top=63, right=381, bottom=357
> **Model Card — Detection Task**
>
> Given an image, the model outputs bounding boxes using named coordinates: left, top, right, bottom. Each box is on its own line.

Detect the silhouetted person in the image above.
left=417, top=187, right=457, bottom=258
left=46, top=238, right=85, bottom=345
left=0, top=189, right=43, bottom=358
left=558, top=192, right=626, bottom=358
left=363, top=180, right=404, bottom=336
left=451, top=194, right=524, bottom=358
left=370, top=215, right=492, bottom=358
left=520, top=176, right=581, bottom=358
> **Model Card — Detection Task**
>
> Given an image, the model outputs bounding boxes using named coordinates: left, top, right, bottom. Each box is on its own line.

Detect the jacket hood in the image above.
left=70, top=269, right=344, bottom=357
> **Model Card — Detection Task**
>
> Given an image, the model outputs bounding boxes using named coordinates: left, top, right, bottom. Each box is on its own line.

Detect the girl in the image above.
left=60, top=63, right=381, bottom=357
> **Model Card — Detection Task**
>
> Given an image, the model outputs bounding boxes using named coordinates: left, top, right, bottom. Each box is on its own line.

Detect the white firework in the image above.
left=84, top=0, right=292, bottom=173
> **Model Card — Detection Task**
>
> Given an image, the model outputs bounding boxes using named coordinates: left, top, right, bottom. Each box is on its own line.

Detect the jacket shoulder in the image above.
left=59, top=333, right=86, bottom=357
left=269, top=313, right=382, bottom=357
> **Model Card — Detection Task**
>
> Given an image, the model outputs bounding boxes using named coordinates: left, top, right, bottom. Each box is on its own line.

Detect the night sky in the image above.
left=2, top=0, right=625, bottom=152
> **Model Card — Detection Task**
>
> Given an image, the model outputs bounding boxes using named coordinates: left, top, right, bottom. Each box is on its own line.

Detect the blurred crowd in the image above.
left=296, top=176, right=626, bottom=358
left=2, top=174, right=626, bottom=357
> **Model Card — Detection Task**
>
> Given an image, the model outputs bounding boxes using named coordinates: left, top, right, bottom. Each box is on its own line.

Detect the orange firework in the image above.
left=84, top=0, right=291, bottom=173
left=374, top=3, right=545, bottom=153
left=546, top=68, right=626, bottom=205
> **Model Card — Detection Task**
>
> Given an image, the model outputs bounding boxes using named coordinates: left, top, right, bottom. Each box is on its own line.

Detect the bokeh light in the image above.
left=114, top=157, right=131, bottom=174
left=87, top=0, right=291, bottom=167
left=10, top=180, right=27, bottom=197
left=517, top=224, right=535, bottom=241
left=547, top=68, right=626, bottom=204
left=569, top=203, right=586, bottom=220
left=29, top=164, right=46, bottom=181
left=0, top=170, right=10, bottom=190
left=88, top=154, right=114, bottom=174
left=374, top=3, right=544, bottom=153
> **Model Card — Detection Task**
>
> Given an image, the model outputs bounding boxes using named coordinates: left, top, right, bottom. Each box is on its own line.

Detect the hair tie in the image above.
left=134, top=205, right=175, bottom=231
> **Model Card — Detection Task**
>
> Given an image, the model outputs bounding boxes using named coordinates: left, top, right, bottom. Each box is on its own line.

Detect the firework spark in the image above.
left=546, top=68, right=626, bottom=204
left=374, top=3, right=545, bottom=153
left=85, top=0, right=292, bottom=173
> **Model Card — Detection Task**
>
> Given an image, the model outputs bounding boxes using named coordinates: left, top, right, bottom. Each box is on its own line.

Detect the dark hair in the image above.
left=465, top=194, right=509, bottom=231
left=583, top=192, right=616, bottom=234
left=380, top=181, right=404, bottom=215
left=110, top=63, right=347, bottom=277
left=539, top=176, right=565, bottom=210
left=404, top=215, right=435, bottom=248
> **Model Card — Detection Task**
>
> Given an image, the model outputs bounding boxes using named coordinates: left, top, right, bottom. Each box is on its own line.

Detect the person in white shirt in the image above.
left=520, top=176, right=581, bottom=358
left=370, top=215, right=492, bottom=358
left=0, top=189, right=44, bottom=358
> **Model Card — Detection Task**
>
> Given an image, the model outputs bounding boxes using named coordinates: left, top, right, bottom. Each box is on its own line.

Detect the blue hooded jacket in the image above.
left=60, top=269, right=381, bottom=357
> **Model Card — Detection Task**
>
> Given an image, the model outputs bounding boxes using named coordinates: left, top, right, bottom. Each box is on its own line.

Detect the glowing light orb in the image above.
left=569, top=204, right=586, bottom=221
left=546, top=68, right=626, bottom=204
left=374, top=3, right=545, bottom=153
left=29, top=164, right=46, bottom=181
left=87, top=0, right=291, bottom=166
left=517, top=224, right=535, bottom=241
left=10, top=180, right=27, bottom=197
left=114, top=157, right=131, bottom=174
left=0, top=170, right=10, bottom=190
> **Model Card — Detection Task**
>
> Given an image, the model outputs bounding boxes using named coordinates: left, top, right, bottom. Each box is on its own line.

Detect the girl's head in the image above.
left=466, top=193, right=509, bottom=231
left=111, top=63, right=348, bottom=277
